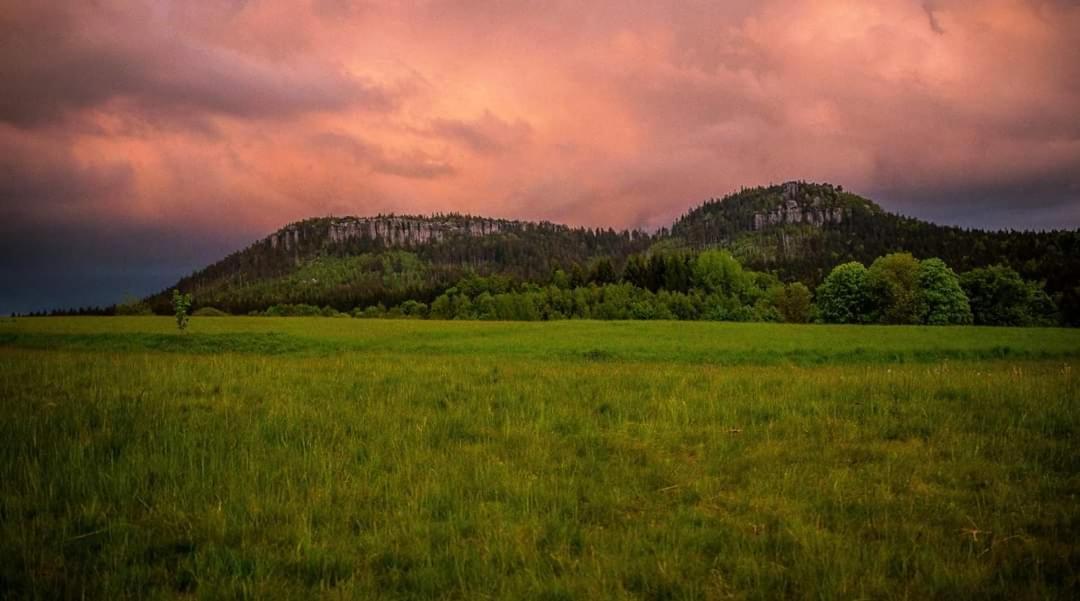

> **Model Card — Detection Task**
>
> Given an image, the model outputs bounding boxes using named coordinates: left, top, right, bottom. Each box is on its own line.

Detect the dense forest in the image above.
left=35, top=182, right=1080, bottom=325
left=240, top=250, right=1054, bottom=328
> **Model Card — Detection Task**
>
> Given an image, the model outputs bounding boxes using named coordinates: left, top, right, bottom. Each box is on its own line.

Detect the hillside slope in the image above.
left=148, top=215, right=652, bottom=314
left=670, top=182, right=1080, bottom=321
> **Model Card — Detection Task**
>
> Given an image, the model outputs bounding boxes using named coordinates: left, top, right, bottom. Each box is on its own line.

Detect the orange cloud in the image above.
left=1, top=0, right=1078, bottom=242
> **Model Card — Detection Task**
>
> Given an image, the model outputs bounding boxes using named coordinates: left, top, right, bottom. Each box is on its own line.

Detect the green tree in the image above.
left=815, top=262, right=872, bottom=324
left=693, top=250, right=750, bottom=299
left=354, top=303, right=386, bottom=318
left=771, top=282, right=813, bottom=323
left=917, top=258, right=972, bottom=325
left=1027, top=285, right=1059, bottom=326
left=430, top=291, right=455, bottom=319
left=867, top=253, right=923, bottom=324
left=663, top=254, right=693, bottom=293
left=657, top=290, right=698, bottom=320
left=495, top=292, right=541, bottom=320
left=171, top=289, right=193, bottom=331
left=399, top=300, right=428, bottom=318
left=569, top=264, right=589, bottom=288
left=961, top=265, right=1058, bottom=326
left=473, top=293, right=497, bottom=320
left=452, top=295, right=475, bottom=320
left=551, top=269, right=571, bottom=290
left=589, top=258, right=618, bottom=285
left=646, top=255, right=667, bottom=292
left=622, top=255, right=649, bottom=289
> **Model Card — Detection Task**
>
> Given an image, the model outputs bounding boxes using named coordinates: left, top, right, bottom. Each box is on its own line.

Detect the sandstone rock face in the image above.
left=267, top=216, right=509, bottom=251
left=752, top=182, right=847, bottom=231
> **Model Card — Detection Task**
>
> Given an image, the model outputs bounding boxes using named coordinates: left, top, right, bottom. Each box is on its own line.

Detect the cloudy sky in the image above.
left=1, top=0, right=1079, bottom=313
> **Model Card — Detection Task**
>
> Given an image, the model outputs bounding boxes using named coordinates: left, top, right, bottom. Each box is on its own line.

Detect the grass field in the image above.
left=1, top=317, right=1078, bottom=599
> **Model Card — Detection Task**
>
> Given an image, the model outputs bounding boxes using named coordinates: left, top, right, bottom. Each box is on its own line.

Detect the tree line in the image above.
left=243, top=251, right=1057, bottom=326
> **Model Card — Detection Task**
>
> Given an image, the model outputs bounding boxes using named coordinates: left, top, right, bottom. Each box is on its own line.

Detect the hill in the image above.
left=669, top=182, right=1080, bottom=322
left=147, top=215, right=653, bottom=315
left=147, top=183, right=1080, bottom=322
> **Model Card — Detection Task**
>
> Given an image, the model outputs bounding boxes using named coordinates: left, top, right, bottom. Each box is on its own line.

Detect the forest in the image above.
left=224, top=250, right=1052, bottom=327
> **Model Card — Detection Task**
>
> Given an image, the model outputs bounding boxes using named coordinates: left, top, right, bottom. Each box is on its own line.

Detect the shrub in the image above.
left=354, top=304, right=386, bottom=319
left=192, top=307, right=229, bottom=317
left=171, top=290, right=193, bottom=331
left=770, top=282, right=813, bottom=323
left=115, top=294, right=154, bottom=316
left=265, top=303, right=321, bottom=317
left=399, top=300, right=429, bottom=318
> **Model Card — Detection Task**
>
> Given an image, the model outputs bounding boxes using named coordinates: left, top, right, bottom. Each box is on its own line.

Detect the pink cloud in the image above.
left=1, top=0, right=1078, bottom=238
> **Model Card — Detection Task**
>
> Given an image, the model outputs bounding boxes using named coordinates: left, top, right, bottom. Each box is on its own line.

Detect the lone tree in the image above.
left=172, top=289, right=193, bottom=331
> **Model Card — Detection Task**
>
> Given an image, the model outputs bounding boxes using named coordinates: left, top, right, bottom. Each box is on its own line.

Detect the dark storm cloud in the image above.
left=869, top=163, right=1080, bottom=231
left=0, top=218, right=249, bottom=315
left=0, top=3, right=397, bottom=128
left=0, top=140, right=133, bottom=217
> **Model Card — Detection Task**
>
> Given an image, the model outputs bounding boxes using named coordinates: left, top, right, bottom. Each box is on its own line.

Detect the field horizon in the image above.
left=4, top=316, right=1080, bottom=365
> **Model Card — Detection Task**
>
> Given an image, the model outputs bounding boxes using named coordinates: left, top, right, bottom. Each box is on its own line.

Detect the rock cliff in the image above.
left=750, top=182, right=848, bottom=231
left=267, top=216, right=517, bottom=252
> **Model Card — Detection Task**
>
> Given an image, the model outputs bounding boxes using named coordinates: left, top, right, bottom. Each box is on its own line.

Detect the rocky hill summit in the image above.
left=671, top=181, right=880, bottom=248
left=751, top=182, right=850, bottom=230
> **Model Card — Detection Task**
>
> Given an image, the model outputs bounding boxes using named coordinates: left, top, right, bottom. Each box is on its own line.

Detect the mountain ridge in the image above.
left=145, top=182, right=1080, bottom=322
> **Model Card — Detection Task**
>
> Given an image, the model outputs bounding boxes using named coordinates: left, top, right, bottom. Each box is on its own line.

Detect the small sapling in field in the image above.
left=172, top=289, right=193, bottom=332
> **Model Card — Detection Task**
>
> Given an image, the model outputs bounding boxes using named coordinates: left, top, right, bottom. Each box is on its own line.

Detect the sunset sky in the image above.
left=2, top=0, right=1079, bottom=313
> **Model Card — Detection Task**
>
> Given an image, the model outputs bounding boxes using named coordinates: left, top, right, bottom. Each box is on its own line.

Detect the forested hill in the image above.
left=146, top=214, right=653, bottom=314
left=670, top=182, right=1080, bottom=319
left=143, top=183, right=1080, bottom=322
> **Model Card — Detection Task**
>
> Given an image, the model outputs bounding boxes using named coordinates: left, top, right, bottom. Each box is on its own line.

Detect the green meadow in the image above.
left=1, top=317, right=1078, bottom=599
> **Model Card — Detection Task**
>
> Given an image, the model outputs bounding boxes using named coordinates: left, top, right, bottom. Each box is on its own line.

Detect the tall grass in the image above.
left=3, top=316, right=1079, bottom=364
left=0, top=318, right=1077, bottom=598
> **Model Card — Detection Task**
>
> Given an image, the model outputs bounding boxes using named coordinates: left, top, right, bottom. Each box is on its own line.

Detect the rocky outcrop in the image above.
left=751, top=182, right=847, bottom=231
left=752, top=203, right=846, bottom=230
left=268, top=216, right=511, bottom=252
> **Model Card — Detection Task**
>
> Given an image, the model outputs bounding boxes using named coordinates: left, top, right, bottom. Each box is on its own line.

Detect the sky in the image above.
left=1, top=0, right=1079, bottom=314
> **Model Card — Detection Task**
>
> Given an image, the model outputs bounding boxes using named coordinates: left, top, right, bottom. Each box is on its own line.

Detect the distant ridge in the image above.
left=671, top=182, right=1078, bottom=298
left=147, top=182, right=1080, bottom=322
